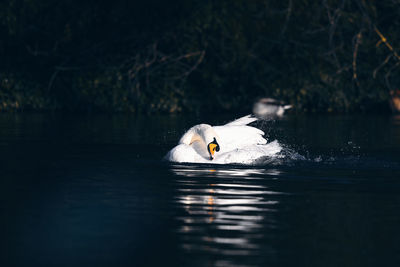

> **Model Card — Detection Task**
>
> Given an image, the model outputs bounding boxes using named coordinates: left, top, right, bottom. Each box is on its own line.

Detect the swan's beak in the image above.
left=207, top=139, right=220, bottom=160
left=209, top=143, right=217, bottom=160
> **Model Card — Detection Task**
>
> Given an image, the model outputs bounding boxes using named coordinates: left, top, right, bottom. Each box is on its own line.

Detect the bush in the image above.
left=0, top=0, right=399, bottom=113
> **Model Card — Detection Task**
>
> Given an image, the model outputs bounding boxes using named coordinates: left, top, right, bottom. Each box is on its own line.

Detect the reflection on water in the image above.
left=171, top=165, right=286, bottom=264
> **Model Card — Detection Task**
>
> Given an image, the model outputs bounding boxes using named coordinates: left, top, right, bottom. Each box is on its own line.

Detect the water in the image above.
left=1, top=113, right=400, bottom=266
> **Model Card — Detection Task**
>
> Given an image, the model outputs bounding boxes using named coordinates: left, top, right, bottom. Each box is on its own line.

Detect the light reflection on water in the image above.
left=171, top=165, right=286, bottom=262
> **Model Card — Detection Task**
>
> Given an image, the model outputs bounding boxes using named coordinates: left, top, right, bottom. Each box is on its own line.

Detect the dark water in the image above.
left=1, top=113, right=400, bottom=267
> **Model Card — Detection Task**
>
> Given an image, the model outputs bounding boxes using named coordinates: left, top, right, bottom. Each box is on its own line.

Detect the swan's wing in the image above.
left=213, top=140, right=282, bottom=165
left=217, top=115, right=265, bottom=151
left=214, top=125, right=267, bottom=153
left=224, top=114, right=257, bottom=126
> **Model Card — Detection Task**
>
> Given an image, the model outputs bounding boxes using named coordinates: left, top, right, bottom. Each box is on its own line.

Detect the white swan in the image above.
left=165, top=115, right=282, bottom=164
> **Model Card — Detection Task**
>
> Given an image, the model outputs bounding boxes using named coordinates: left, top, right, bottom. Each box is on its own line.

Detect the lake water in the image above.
left=1, top=113, right=400, bottom=266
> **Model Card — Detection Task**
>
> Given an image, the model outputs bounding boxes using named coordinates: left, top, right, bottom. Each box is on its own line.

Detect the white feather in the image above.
left=224, top=114, right=258, bottom=126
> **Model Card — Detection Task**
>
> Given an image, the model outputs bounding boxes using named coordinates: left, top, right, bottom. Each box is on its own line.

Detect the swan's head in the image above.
left=200, top=125, right=220, bottom=160
left=180, top=123, right=221, bottom=160
left=207, top=137, right=220, bottom=160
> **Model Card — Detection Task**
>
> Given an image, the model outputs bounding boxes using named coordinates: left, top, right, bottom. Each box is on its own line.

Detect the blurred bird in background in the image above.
left=253, top=98, right=292, bottom=118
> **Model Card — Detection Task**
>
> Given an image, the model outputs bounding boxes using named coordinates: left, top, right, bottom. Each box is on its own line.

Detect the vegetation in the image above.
left=1, top=0, right=399, bottom=113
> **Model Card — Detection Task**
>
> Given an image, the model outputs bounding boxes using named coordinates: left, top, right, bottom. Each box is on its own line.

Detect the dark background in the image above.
left=1, top=0, right=400, bottom=113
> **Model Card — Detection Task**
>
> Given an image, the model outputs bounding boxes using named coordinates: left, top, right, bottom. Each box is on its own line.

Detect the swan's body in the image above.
left=165, top=115, right=282, bottom=164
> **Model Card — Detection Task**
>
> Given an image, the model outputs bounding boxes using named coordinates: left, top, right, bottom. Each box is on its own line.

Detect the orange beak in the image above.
left=208, top=143, right=218, bottom=160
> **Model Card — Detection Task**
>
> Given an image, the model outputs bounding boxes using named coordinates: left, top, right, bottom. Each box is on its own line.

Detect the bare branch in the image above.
left=280, top=0, right=293, bottom=36
left=374, top=26, right=400, bottom=61
left=352, top=30, right=363, bottom=86
left=373, top=54, right=392, bottom=79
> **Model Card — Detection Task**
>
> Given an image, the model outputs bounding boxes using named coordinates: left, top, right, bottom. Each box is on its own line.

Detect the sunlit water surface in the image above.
left=1, top=114, right=400, bottom=266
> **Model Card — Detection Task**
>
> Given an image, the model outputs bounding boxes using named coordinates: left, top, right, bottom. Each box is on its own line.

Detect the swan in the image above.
left=165, top=115, right=282, bottom=164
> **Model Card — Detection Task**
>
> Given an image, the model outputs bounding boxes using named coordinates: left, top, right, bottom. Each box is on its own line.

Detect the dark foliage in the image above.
left=1, top=0, right=399, bottom=113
